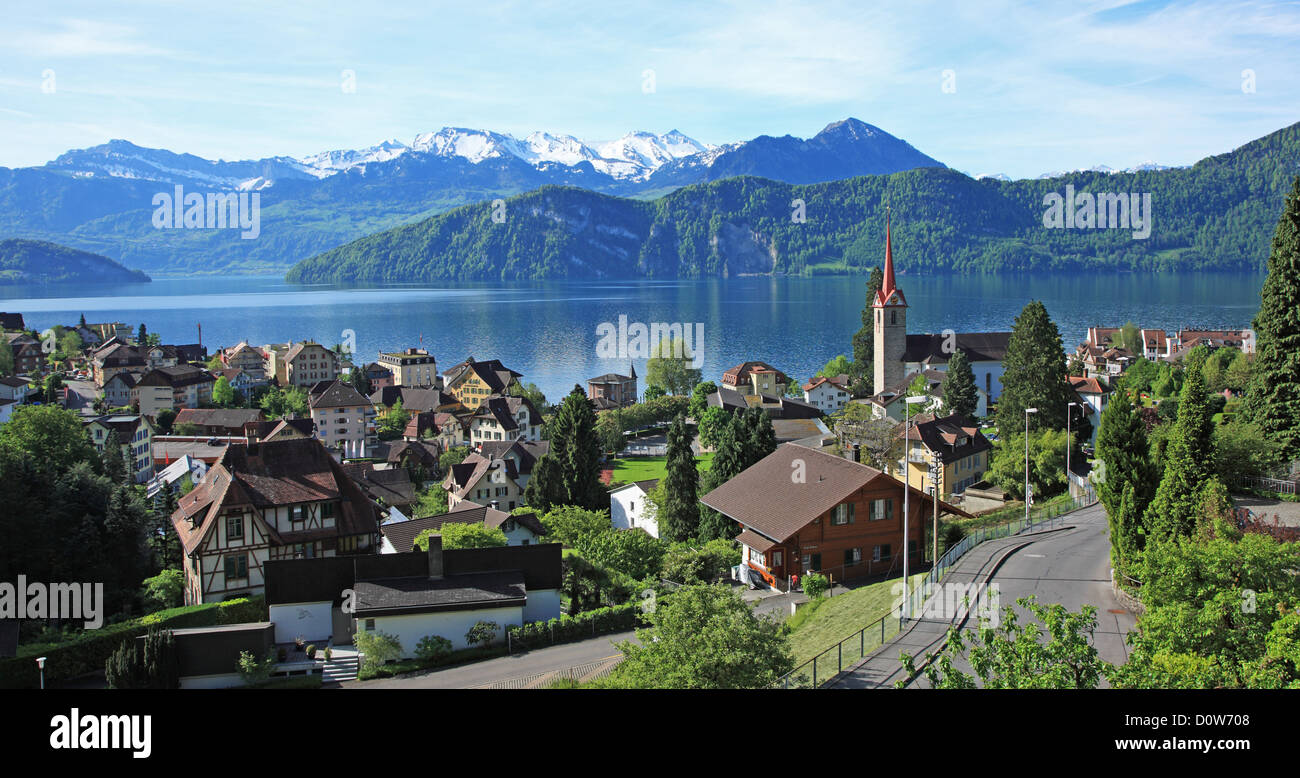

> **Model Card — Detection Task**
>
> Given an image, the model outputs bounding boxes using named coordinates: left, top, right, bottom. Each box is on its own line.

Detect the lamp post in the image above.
left=1025, top=407, right=1038, bottom=525
left=1066, top=402, right=1080, bottom=500
left=36, top=656, right=47, bottom=690
left=901, top=396, right=928, bottom=620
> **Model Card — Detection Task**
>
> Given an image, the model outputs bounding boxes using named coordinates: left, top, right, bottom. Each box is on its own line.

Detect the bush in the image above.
left=323, top=647, right=333, bottom=662
left=465, top=620, right=499, bottom=649
left=506, top=602, right=644, bottom=651
left=415, top=635, right=453, bottom=664
left=306, top=644, right=317, bottom=660
left=236, top=649, right=276, bottom=686
left=802, top=572, right=830, bottom=599
left=354, top=629, right=402, bottom=671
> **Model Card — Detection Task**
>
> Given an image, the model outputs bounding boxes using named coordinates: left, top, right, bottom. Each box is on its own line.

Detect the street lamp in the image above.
left=901, top=395, right=928, bottom=620
left=1025, top=407, right=1038, bottom=525
left=1066, top=402, right=1080, bottom=499
left=36, top=656, right=47, bottom=690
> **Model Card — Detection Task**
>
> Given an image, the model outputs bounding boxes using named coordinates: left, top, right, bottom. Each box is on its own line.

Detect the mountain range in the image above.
left=0, top=119, right=943, bottom=275
left=0, top=238, right=150, bottom=285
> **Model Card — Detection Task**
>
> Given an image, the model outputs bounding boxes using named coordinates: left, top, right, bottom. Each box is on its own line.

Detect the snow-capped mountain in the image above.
left=297, top=140, right=410, bottom=175
left=44, top=139, right=323, bottom=189
left=1037, top=161, right=1177, bottom=179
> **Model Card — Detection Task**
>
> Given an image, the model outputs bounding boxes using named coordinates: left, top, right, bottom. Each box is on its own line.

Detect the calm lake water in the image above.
left=0, top=272, right=1267, bottom=403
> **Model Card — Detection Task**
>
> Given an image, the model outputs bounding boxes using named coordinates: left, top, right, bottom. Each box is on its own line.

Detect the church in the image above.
left=868, top=216, right=1012, bottom=420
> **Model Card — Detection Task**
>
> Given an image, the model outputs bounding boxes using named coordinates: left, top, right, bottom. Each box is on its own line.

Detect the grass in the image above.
left=786, top=572, right=925, bottom=668
left=612, top=453, right=713, bottom=484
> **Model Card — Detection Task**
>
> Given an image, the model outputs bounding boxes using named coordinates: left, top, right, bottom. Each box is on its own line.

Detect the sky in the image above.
left=1, top=0, right=1298, bottom=178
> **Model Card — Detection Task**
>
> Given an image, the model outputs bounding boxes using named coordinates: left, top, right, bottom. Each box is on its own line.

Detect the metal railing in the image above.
left=776, top=487, right=1098, bottom=689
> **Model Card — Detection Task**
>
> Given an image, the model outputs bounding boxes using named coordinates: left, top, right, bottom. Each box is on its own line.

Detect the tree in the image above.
left=0, top=336, right=13, bottom=377
left=534, top=387, right=605, bottom=511
left=1144, top=349, right=1215, bottom=541
left=414, top=523, right=507, bottom=550
left=660, top=539, right=741, bottom=584
left=514, top=381, right=547, bottom=411
left=850, top=266, right=884, bottom=397
left=697, top=414, right=744, bottom=541
left=411, top=486, right=449, bottom=520
left=987, top=428, right=1069, bottom=500
left=347, top=366, right=372, bottom=397
left=900, top=597, right=1110, bottom=689
left=1243, top=175, right=1300, bottom=461
left=0, top=405, right=98, bottom=478
left=102, top=430, right=127, bottom=485
left=697, top=406, right=732, bottom=449
left=354, top=629, right=403, bottom=673
left=612, top=585, right=793, bottom=689
left=1212, top=419, right=1281, bottom=483
left=154, top=407, right=177, bottom=434
left=688, top=381, right=717, bottom=420
left=439, top=445, right=471, bottom=472
left=137, top=322, right=148, bottom=345
left=738, top=407, right=777, bottom=469
left=465, top=620, right=499, bottom=649
left=658, top=415, right=700, bottom=542
left=577, top=528, right=666, bottom=580
left=377, top=398, right=410, bottom=440
left=816, top=354, right=853, bottom=379
left=643, top=384, right=666, bottom=401
left=259, top=385, right=308, bottom=418
left=1113, top=321, right=1142, bottom=353
left=538, top=505, right=610, bottom=548
left=940, top=348, right=979, bottom=418
left=523, top=452, right=567, bottom=513
left=1094, top=388, right=1158, bottom=571
left=211, top=376, right=236, bottom=407
left=645, top=337, right=702, bottom=396
left=833, top=404, right=903, bottom=471
left=995, top=300, right=1073, bottom=437
left=595, top=408, right=626, bottom=455
left=108, top=630, right=180, bottom=689
left=143, top=569, right=185, bottom=610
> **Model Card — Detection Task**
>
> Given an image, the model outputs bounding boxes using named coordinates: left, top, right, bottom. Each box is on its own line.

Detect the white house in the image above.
left=610, top=479, right=660, bottom=537
left=803, top=374, right=851, bottom=415
left=378, top=503, right=548, bottom=553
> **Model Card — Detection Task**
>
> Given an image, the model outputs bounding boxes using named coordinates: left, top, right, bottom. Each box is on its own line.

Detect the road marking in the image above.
left=1023, top=554, right=1045, bottom=558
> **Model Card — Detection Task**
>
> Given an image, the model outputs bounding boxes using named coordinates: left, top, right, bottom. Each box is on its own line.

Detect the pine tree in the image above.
left=542, top=386, right=605, bottom=511
left=523, top=453, right=566, bottom=512
left=102, top=430, right=127, bottom=484
left=1144, top=349, right=1214, bottom=540
left=740, top=407, right=777, bottom=469
left=849, top=267, right=885, bottom=397
left=995, top=300, right=1073, bottom=437
left=941, top=348, right=979, bottom=418
left=658, top=415, right=700, bottom=542
left=1095, top=389, right=1157, bottom=571
left=698, top=413, right=745, bottom=541
left=1243, top=175, right=1300, bottom=462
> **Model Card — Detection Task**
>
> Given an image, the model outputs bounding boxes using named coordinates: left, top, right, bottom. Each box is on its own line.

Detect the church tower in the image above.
left=873, top=211, right=908, bottom=393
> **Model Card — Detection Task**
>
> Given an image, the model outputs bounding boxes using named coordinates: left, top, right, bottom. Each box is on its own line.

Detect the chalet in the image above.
left=892, top=413, right=992, bottom=498
left=380, top=502, right=547, bottom=552
left=4, top=333, right=43, bottom=375
left=443, top=357, right=523, bottom=410
left=609, top=479, right=660, bottom=537
left=132, top=364, right=215, bottom=416
left=174, top=408, right=266, bottom=437
left=216, top=367, right=266, bottom=397
left=308, top=380, right=377, bottom=459
left=263, top=539, right=562, bottom=652
left=1068, top=376, right=1108, bottom=446
left=473, top=438, right=549, bottom=491
left=361, top=362, right=395, bottom=390
left=803, top=374, right=852, bottom=414
left=468, top=393, right=542, bottom=445
left=387, top=439, right=443, bottom=475
left=91, top=341, right=147, bottom=386
left=722, top=361, right=791, bottom=397
left=700, top=443, right=969, bottom=589
left=244, top=417, right=316, bottom=444
left=169, top=437, right=382, bottom=605
left=86, top=414, right=156, bottom=484
left=218, top=342, right=268, bottom=378
left=101, top=370, right=139, bottom=409
left=377, top=348, right=440, bottom=388
left=587, top=366, right=638, bottom=410
left=444, top=452, right=526, bottom=511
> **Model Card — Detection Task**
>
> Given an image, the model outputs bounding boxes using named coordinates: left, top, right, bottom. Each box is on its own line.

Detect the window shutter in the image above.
left=848, top=503, right=855, bottom=523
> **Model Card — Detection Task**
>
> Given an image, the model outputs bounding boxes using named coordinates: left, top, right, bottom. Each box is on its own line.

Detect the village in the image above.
left=1, top=219, right=1288, bottom=692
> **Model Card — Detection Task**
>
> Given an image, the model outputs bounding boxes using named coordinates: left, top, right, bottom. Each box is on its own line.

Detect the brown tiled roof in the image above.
left=472, top=394, right=541, bottom=431
left=803, top=374, right=850, bottom=392
left=309, top=379, right=370, bottom=409
left=902, top=332, right=1011, bottom=364
left=175, top=408, right=265, bottom=430
left=900, top=412, right=992, bottom=461
left=722, top=361, right=790, bottom=387
left=445, top=358, right=522, bottom=394
left=385, top=504, right=545, bottom=551
left=136, top=364, right=214, bottom=389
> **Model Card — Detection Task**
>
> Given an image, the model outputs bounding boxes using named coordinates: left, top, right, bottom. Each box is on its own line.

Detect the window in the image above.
left=226, top=515, right=244, bottom=541
left=772, top=550, right=783, bottom=567
left=338, top=535, right=359, bottom=553
left=224, top=554, right=248, bottom=580
left=845, top=547, right=862, bottom=566
left=364, top=618, right=376, bottom=631
left=873, top=544, right=891, bottom=562
left=291, top=505, right=305, bottom=522
left=870, top=498, right=894, bottom=521
left=321, top=502, right=335, bottom=519
left=831, top=503, right=855, bottom=525
left=749, top=547, right=766, bottom=567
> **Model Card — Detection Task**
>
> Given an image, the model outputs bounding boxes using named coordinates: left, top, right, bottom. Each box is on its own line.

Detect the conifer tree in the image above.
left=532, top=387, right=604, bottom=511
left=698, top=413, right=745, bottom=541
left=658, top=414, right=700, bottom=542
left=995, top=300, right=1073, bottom=437
left=739, top=407, right=777, bottom=469
left=1243, top=175, right=1300, bottom=462
left=941, top=348, right=979, bottom=418
left=1095, top=388, right=1157, bottom=571
left=1144, top=349, right=1214, bottom=540
left=102, top=429, right=127, bottom=484
left=850, top=266, right=884, bottom=397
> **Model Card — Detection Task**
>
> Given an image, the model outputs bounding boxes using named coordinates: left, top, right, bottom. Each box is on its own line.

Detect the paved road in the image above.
left=63, top=378, right=98, bottom=416
left=348, top=631, right=639, bottom=689
left=833, top=503, right=1134, bottom=688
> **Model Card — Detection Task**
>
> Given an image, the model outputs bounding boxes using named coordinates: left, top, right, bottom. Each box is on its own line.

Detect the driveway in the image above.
left=62, top=379, right=98, bottom=416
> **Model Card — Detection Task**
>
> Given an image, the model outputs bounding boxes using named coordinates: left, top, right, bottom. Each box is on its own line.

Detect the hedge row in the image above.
left=507, top=603, right=643, bottom=651
left=0, top=596, right=267, bottom=689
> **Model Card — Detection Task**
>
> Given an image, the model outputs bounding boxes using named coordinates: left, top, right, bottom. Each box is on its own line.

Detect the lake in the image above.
left=0, top=272, right=1268, bottom=403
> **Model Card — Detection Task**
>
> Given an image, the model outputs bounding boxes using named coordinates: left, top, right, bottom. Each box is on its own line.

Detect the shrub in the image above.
left=323, top=647, right=333, bottom=662
left=465, top=620, right=499, bottom=649
left=506, top=603, right=644, bottom=651
left=236, top=649, right=276, bottom=686
left=802, top=572, right=830, bottom=599
left=306, top=645, right=317, bottom=660
left=415, top=635, right=453, bottom=664
left=354, top=629, right=402, bottom=671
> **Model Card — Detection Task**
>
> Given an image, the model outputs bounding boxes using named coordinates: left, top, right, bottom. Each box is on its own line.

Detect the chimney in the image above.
left=427, top=534, right=444, bottom=580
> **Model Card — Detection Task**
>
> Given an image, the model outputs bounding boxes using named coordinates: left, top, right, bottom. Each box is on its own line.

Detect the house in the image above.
left=132, top=364, right=215, bottom=416
left=169, top=437, right=383, bottom=605
left=803, top=374, right=852, bottom=414
left=707, top=386, right=824, bottom=420
left=610, top=479, right=660, bottom=537
left=380, top=502, right=547, bottom=552
left=0, top=399, right=15, bottom=425
left=308, top=380, right=377, bottom=459
left=468, top=394, right=542, bottom=445
left=866, top=369, right=988, bottom=421
left=101, top=370, right=140, bottom=409
left=91, top=340, right=146, bottom=387
left=722, top=361, right=791, bottom=397
left=86, top=414, right=156, bottom=483
left=443, top=357, right=523, bottom=410
left=216, top=367, right=267, bottom=397
left=218, top=342, right=268, bottom=379
left=890, top=413, right=992, bottom=498
left=263, top=539, right=562, bottom=652
left=472, top=438, right=549, bottom=492
left=342, top=462, right=418, bottom=519
left=1174, top=328, right=1255, bottom=356
left=387, top=439, right=443, bottom=475
left=369, top=385, right=463, bottom=415
left=700, top=442, right=970, bottom=589
left=265, top=341, right=341, bottom=388
left=587, top=366, right=637, bottom=409
left=443, top=452, right=526, bottom=511
left=4, top=333, right=43, bottom=375
left=377, top=348, right=440, bottom=388
left=0, top=312, right=25, bottom=330
left=174, top=408, right=266, bottom=437
left=146, top=454, right=209, bottom=500
left=1068, top=375, right=1108, bottom=446
left=0, top=375, right=33, bottom=404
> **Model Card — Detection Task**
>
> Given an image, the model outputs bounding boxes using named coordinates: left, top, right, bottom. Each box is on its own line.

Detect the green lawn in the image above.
left=787, top=572, right=925, bottom=668
left=611, top=453, right=713, bottom=484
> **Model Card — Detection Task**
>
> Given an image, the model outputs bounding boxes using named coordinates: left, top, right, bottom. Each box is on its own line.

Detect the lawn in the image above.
left=611, top=453, right=713, bottom=484
left=787, top=572, right=925, bottom=668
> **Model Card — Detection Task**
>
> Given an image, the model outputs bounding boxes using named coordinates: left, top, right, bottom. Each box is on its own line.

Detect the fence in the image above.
left=776, top=488, right=1098, bottom=689
left=1236, top=475, right=1299, bottom=496
left=470, top=655, right=623, bottom=689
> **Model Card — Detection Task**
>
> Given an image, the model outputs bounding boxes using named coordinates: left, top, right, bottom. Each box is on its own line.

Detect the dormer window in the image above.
left=291, top=505, right=305, bottom=522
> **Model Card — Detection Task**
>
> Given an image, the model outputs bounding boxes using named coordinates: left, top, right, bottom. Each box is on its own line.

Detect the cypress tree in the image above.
left=658, top=414, right=699, bottom=542
left=1243, top=175, right=1300, bottom=462
left=941, top=348, right=979, bottom=418
left=995, top=300, right=1073, bottom=437
left=850, top=266, right=884, bottom=397
left=1144, top=349, right=1214, bottom=540
left=1095, top=388, right=1157, bottom=570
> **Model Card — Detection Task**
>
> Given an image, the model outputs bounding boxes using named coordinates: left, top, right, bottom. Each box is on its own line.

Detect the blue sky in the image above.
left=1, top=0, right=1297, bottom=178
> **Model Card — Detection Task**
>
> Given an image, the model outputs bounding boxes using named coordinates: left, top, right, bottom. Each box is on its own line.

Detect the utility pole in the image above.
left=932, top=451, right=943, bottom=564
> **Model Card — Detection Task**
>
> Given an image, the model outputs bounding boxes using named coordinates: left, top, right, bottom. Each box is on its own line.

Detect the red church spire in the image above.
left=875, top=208, right=905, bottom=307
